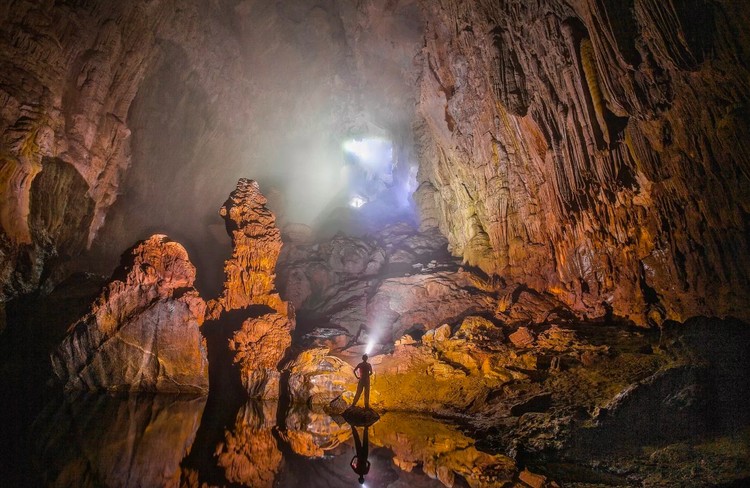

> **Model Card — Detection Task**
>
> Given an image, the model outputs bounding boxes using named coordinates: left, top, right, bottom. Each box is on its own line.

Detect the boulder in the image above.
left=51, top=235, right=208, bottom=393
left=342, top=406, right=381, bottom=426
left=287, top=348, right=357, bottom=406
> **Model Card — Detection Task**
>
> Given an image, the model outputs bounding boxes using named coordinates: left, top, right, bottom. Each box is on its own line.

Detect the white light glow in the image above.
left=365, top=340, right=375, bottom=355
left=342, top=137, right=393, bottom=170
left=350, top=195, right=366, bottom=208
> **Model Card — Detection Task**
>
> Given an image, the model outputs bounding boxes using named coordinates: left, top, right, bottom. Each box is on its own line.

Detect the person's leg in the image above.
left=364, top=382, right=370, bottom=409
left=352, top=381, right=364, bottom=406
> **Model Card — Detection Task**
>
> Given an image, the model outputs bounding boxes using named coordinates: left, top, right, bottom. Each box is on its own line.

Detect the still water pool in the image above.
left=31, top=393, right=517, bottom=487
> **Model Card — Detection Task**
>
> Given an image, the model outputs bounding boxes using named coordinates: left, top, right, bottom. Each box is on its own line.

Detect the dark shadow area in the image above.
left=202, top=305, right=277, bottom=397
left=0, top=273, right=103, bottom=485
left=32, top=392, right=206, bottom=487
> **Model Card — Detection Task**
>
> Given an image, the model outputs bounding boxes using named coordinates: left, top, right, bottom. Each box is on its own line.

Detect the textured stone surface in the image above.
left=51, top=235, right=208, bottom=393
left=207, top=179, right=294, bottom=398
left=0, top=0, right=171, bottom=299
left=208, top=179, right=288, bottom=319
left=287, top=347, right=356, bottom=406
left=229, top=312, right=293, bottom=398
left=414, top=0, right=750, bottom=325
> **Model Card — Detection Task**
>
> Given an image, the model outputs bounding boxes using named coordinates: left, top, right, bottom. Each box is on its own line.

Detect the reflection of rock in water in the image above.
left=281, top=405, right=352, bottom=457
left=275, top=407, right=519, bottom=488
left=214, top=401, right=283, bottom=488
left=32, top=393, right=206, bottom=487
left=370, top=413, right=517, bottom=488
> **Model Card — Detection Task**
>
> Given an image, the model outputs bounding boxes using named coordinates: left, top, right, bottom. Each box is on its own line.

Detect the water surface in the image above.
left=31, top=392, right=516, bottom=487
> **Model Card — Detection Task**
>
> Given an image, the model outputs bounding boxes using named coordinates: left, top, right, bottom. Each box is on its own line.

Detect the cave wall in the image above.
left=413, top=0, right=750, bottom=325
left=0, top=0, right=424, bottom=298
left=0, top=0, right=170, bottom=298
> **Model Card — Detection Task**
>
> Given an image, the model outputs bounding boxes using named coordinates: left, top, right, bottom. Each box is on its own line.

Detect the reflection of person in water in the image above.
left=352, top=354, right=373, bottom=409
left=350, top=424, right=370, bottom=484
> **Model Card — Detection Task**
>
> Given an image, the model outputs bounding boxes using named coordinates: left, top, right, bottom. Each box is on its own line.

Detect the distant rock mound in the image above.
left=51, top=234, right=209, bottom=393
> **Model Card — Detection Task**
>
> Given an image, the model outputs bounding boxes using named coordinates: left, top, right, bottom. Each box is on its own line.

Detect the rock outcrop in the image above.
left=414, top=0, right=750, bottom=325
left=50, top=235, right=208, bottom=393
left=208, top=179, right=294, bottom=398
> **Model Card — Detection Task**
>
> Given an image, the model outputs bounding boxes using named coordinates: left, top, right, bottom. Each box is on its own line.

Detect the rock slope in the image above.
left=51, top=234, right=208, bottom=393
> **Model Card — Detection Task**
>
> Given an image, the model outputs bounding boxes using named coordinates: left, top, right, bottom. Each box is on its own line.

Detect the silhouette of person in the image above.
left=352, top=354, right=373, bottom=409
left=350, top=424, right=370, bottom=484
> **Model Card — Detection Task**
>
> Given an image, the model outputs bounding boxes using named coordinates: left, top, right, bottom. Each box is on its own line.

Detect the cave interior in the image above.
left=1, top=1, right=749, bottom=487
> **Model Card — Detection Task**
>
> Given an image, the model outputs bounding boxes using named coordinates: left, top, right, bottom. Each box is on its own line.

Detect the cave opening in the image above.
left=1, top=1, right=750, bottom=486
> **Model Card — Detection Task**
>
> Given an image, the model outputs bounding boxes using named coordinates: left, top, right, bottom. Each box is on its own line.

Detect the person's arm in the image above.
left=353, top=364, right=360, bottom=379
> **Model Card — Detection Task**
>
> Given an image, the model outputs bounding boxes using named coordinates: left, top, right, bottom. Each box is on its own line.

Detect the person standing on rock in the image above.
left=352, top=354, right=373, bottom=409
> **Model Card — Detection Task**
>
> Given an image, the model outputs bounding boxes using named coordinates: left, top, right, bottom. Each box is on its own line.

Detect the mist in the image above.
left=85, top=0, right=424, bottom=294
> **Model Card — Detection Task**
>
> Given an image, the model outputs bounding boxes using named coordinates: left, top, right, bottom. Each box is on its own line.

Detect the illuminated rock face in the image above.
left=286, top=348, right=357, bottom=406
left=0, top=0, right=171, bottom=300
left=208, top=179, right=288, bottom=319
left=51, top=235, right=208, bottom=393
left=414, top=0, right=750, bottom=325
left=209, top=179, right=294, bottom=398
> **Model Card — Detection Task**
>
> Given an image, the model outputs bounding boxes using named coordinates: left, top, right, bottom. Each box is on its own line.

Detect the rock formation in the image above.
left=51, top=234, right=208, bottom=393
left=208, top=179, right=288, bottom=319
left=208, top=179, right=294, bottom=398
left=414, top=0, right=750, bottom=325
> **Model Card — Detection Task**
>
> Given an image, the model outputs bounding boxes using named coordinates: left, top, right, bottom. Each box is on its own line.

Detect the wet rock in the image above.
left=51, top=235, right=208, bottom=393
left=287, top=348, right=356, bottom=406
left=342, top=406, right=381, bottom=426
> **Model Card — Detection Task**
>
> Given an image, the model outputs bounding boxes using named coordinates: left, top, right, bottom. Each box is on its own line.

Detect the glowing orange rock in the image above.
left=208, top=179, right=294, bottom=398
left=208, top=178, right=289, bottom=319
left=215, top=402, right=282, bottom=488
left=230, top=313, right=293, bottom=397
left=51, top=234, right=209, bottom=393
